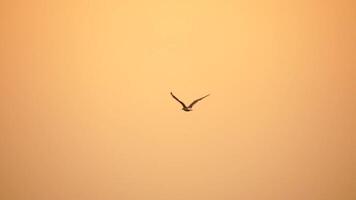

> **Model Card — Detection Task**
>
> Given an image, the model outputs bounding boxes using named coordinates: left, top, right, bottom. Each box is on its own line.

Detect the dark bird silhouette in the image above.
left=170, top=92, right=210, bottom=112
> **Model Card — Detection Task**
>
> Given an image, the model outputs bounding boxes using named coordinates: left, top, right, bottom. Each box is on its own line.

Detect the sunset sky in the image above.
left=1, top=0, right=355, bottom=200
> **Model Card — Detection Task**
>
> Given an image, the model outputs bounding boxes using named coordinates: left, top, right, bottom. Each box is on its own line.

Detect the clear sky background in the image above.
left=1, top=0, right=355, bottom=200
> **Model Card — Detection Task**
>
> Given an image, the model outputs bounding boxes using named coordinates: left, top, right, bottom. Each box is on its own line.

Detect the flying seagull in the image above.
left=170, top=92, right=210, bottom=112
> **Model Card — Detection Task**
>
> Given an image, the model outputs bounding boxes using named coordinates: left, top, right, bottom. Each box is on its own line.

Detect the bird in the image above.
left=170, top=92, right=210, bottom=112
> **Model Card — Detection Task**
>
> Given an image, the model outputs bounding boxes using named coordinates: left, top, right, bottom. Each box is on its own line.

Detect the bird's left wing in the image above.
left=188, top=94, right=210, bottom=108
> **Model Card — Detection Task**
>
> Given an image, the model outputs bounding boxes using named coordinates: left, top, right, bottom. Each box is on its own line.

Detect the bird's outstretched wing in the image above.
left=188, top=94, right=210, bottom=108
left=170, top=92, right=187, bottom=108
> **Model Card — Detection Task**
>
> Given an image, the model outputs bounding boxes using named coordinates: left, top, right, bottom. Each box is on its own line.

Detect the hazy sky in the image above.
left=1, top=0, right=355, bottom=200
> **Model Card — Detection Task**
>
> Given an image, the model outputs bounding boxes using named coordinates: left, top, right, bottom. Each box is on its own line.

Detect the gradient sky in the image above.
left=1, top=0, right=355, bottom=200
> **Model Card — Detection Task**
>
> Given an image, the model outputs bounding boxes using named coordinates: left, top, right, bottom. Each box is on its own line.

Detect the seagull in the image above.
left=170, top=92, right=210, bottom=112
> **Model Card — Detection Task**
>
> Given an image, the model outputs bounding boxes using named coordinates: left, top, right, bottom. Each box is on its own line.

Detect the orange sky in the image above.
left=1, top=0, right=355, bottom=200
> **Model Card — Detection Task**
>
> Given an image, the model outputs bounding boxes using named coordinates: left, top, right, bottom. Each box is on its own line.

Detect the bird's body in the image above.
left=170, top=92, right=210, bottom=112
left=182, top=107, right=193, bottom=112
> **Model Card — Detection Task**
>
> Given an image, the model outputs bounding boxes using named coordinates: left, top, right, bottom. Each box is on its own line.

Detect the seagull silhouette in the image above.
left=170, top=92, right=210, bottom=112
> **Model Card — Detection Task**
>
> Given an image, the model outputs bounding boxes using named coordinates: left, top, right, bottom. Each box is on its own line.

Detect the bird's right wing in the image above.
left=170, top=92, right=187, bottom=108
